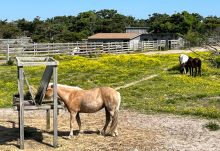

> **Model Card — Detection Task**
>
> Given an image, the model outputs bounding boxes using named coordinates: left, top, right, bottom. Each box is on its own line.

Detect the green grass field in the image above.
left=1, top=52, right=220, bottom=118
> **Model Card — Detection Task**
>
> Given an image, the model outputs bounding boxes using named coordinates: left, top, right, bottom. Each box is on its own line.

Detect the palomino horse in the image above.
left=45, top=84, right=121, bottom=137
left=179, top=54, right=189, bottom=74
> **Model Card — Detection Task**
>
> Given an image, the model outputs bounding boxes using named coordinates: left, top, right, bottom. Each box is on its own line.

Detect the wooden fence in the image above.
left=0, top=40, right=183, bottom=61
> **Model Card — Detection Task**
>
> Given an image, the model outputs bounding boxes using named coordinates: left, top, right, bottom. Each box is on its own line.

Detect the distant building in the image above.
left=88, top=27, right=184, bottom=50
left=125, top=27, right=149, bottom=34
left=89, top=27, right=181, bottom=42
left=88, top=33, right=141, bottom=43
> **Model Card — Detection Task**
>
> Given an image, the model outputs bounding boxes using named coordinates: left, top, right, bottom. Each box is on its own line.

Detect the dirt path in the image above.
left=115, top=74, right=158, bottom=90
left=0, top=108, right=220, bottom=151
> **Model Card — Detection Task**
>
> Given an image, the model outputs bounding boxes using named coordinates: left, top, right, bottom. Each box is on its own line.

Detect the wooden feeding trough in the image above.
left=14, top=57, right=61, bottom=149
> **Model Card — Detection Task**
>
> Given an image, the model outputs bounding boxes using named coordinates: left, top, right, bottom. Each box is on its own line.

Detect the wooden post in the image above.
left=6, top=44, right=9, bottom=61
left=121, top=42, right=123, bottom=53
left=53, top=66, right=58, bottom=147
left=34, top=43, right=36, bottom=51
left=94, top=42, right=97, bottom=56
left=141, top=41, right=143, bottom=52
left=86, top=42, right=88, bottom=55
left=158, top=40, right=160, bottom=51
left=34, top=43, right=36, bottom=55
left=18, top=66, right=24, bottom=149
left=133, top=41, right=135, bottom=51
left=46, top=109, right=50, bottom=131
left=47, top=43, right=49, bottom=51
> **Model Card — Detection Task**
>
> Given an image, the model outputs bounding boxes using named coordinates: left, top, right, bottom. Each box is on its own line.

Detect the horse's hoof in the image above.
left=68, top=135, right=73, bottom=139
left=111, top=133, right=116, bottom=137
left=114, top=131, right=118, bottom=137
left=76, top=130, right=83, bottom=136
left=110, top=131, right=118, bottom=137
left=100, top=130, right=105, bottom=136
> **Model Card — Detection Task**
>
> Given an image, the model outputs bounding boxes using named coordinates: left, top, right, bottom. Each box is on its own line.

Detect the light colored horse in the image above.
left=179, top=54, right=189, bottom=74
left=46, top=84, right=121, bottom=137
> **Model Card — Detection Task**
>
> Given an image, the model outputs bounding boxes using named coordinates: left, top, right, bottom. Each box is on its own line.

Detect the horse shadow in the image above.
left=167, top=64, right=181, bottom=74
left=48, top=129, right=101, bottom=140
left=0, top=121, right=19, bottom=148
left=0, top=120, right=53, bottom=148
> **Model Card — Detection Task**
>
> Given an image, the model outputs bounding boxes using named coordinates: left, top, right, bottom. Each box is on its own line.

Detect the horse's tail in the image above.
left=116, top=92, right=121, bottom=110
left=109, top=91, right=121, bottom=136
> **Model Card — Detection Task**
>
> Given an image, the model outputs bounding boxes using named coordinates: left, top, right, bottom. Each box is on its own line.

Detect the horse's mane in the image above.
left=48, top=83, right=82, bottom=90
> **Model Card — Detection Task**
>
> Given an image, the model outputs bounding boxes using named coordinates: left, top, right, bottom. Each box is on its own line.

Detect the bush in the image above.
left=214, top=57, right=220, bottom=68
left=6, top=58, right=14, bottom=66
left=184, top=31, right=204, bottom=47
left=205, top=121, right=220, bottom=131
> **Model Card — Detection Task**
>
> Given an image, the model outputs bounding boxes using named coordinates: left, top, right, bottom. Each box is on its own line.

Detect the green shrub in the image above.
left=205, top=121, right=220, bottom=131
left=6, top=58, right=14, bottom=66
left=214, top=57, right=220, bottom=68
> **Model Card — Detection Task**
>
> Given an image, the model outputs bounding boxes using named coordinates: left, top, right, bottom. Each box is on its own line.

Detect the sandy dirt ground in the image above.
left=1, top=108, right=220, bottom=151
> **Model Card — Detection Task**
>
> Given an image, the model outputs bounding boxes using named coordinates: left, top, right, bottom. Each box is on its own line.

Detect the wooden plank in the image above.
left=35, top=66, right=53, bottom=105
left=16, top=57, right=59, bottom=67
left=17, top=62, right=58, bottom=67
left=16, top=57, right=47, bottom=62
left=14, top=104, right=64, bottom=110
left=16, top=57, right=56, bottom=61
left=18, top=67, right=24, bottom=149
left=46, top=109, right=50, bottom=131
left=53, top=66, right=58, bottom=147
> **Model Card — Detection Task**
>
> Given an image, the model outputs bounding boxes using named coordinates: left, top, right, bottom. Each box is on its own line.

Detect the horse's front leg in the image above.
left=186, top=67, right=188, bottom=74
left=183, top=67, right=186, bottom=74
left=76, top=112, right=81, bottom=134
left=69, top=112, right=76, bottom=138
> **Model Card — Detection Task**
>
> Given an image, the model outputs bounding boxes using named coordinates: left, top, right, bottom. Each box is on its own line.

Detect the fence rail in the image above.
left=0, top=40, right=183, bottom=61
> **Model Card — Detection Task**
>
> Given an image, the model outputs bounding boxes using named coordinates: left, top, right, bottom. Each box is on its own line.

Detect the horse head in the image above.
left=45, top=83, right=54, bottom=99
left=179, top=54, right=189, bottom=74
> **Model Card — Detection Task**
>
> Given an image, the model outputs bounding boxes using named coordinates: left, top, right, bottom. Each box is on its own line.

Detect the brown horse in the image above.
left=186, top=57, right=202, bottom=77
left=46, top=84, right=121, bottom=138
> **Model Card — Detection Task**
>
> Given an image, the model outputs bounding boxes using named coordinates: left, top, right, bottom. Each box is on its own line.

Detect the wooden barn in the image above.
left=88, top=33, right=142, bottom=50
left=125, top=27, right=149, bottom=34
left=88, top=33, right=141, bottom=43
left=88, top=27, right=185, bottom=50
left=88, top=27, right=182, bottom=43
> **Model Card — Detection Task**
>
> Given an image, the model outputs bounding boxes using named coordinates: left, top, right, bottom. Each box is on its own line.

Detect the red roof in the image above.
left=88, top=33, right=141, bottom=40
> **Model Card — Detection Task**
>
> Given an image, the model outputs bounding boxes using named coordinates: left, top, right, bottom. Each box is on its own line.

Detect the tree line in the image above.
left=0, top=9, right=219, bottom=45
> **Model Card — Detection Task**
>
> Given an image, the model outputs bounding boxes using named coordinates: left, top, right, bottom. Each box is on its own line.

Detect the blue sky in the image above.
left=0, top=0, right=219, bottom=21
